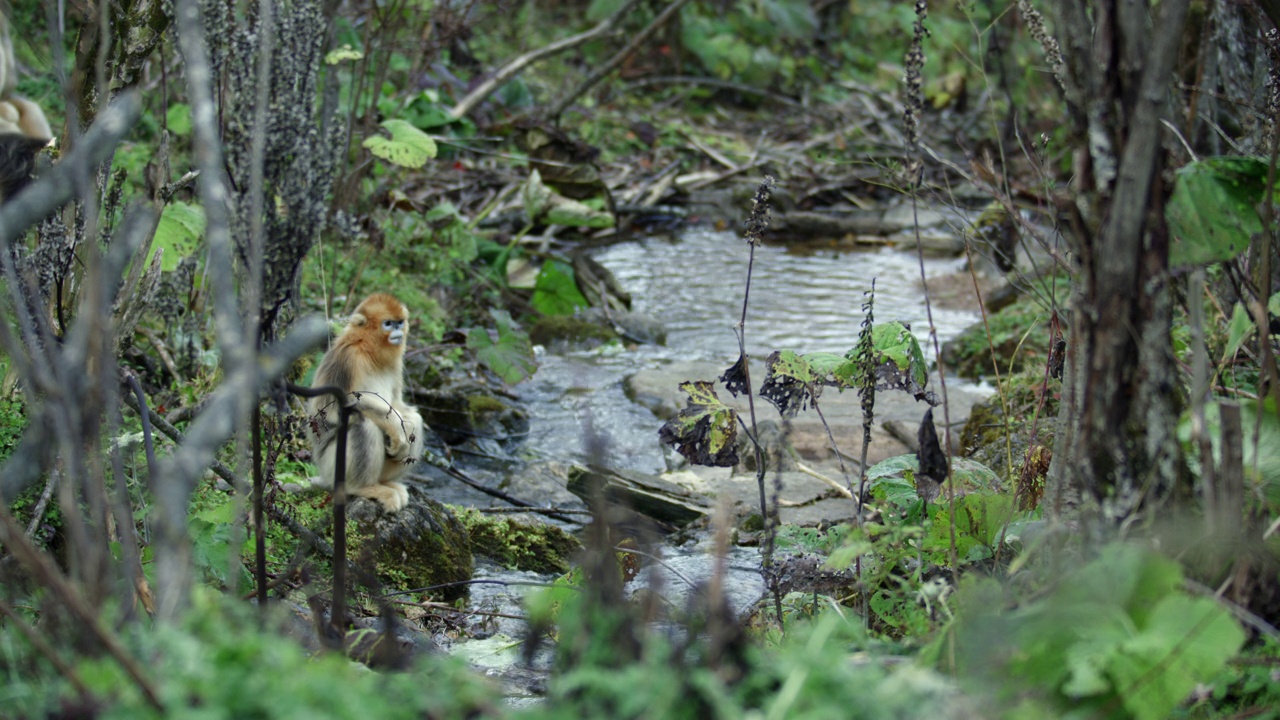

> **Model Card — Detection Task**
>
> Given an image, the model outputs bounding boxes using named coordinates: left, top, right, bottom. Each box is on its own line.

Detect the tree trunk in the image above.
left=1045, top=0, right=1191, bottom=519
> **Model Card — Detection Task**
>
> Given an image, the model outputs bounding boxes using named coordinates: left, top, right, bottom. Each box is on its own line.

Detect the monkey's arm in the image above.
left=351, top=391, right=411, bottom=455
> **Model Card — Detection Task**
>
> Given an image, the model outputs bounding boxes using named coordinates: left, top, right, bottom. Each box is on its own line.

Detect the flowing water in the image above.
left=447, top=228, right=982, bottom=695
left=520, top=228, right=980, bottom=473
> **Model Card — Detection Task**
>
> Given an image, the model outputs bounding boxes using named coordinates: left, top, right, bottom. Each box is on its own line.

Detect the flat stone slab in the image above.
left=626, top=360, right=990, bottom=467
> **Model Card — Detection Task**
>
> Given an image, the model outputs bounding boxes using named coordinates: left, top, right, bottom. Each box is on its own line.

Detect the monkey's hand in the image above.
left=385, top=431, right=409, bottom=459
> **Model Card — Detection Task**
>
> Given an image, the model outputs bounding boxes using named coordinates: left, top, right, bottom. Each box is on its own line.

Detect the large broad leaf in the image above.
left=1168, top=156, right=1273, bottom=268
left=363, top=119, right=438, bottom=169
left=658, top=381, right=739, bottom=467
left=1109, top=594, right=1244, bottom=720
left=530, top=259, right=590, bottom=316
left=466, top=309, right=537, bottom=385
left=150, top=201, right=205, bottom=271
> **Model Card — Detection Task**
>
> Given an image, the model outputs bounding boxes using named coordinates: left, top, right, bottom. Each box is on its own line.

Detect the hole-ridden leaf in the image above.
left=1167, top=156, right=1274, bottom=268
left=466, top=309, right=537, bottom=385
left=868, top=321, right=930, bottom=396
left=530, top=259, right=590, bottom=316
left=150, top=201, right=205, bottom=271
left=759, top=350, right=820, bottom=418
left=363, top=119, right=438, bottom=169
left=767, top=321, right=934, bottom=404
left=658, top=381, right=739, bottom=467
left=720, top=354, right=749, bottom=397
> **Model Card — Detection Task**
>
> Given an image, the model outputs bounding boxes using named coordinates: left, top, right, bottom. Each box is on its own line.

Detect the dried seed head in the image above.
left=743, top=175, right=775, bottom=246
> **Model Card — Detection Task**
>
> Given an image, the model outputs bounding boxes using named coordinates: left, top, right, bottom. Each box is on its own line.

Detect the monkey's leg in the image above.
left=372, top=405, right=423, bottom=511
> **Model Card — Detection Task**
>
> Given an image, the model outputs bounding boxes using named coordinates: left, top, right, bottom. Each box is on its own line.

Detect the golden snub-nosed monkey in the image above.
left=307, top=294, right=426, bottom=512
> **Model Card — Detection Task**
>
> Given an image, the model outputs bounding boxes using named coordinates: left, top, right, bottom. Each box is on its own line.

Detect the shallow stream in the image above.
left=444, top=228, right=983, bottom=696
left=521, top=228, right=980, bottom=473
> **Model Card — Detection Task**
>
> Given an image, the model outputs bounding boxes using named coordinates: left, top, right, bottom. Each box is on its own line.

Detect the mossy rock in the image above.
left=412, top=380, right=526, bottom=447
left=528, top=314, right=618, bottom=347
left=957, top=371, right=1058, bottom=506
left=940, top=276, right=1069, bottom=379
left=347, top=484, right=474, bottom=603
left=453, top=507, right=581, bottom=574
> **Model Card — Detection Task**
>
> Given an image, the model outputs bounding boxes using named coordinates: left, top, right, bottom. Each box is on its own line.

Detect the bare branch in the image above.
left=448, top=0, right=644, bottom=122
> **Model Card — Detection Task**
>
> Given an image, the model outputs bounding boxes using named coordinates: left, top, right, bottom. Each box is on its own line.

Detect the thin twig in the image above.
left=450, top=0, right=643, bottom=121
left=548, top=0, right=695, bottom=121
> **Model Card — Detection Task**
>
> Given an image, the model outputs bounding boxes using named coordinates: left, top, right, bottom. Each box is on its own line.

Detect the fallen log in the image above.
left=567, top=464, right=710, bottom=527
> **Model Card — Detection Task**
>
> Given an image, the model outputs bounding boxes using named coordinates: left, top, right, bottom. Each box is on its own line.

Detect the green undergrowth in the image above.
left=942, top=276, right=1069, bottom=380
left=959, top=369, right=1059, bottom=487
left=1, top=587, right=499, bottom=720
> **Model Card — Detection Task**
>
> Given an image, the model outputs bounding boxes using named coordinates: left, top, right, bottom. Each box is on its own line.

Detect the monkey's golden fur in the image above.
left=307, top=294, right=426, bottom=512
left=0, top=13, right=50, bottom=140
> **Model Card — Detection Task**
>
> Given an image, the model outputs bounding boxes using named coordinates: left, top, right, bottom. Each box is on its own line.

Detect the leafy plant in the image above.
left=466, top=309, right=538, bottom=385
left=531, top=259, right=591, bottom=316
left=363, top=118, right=439, bottom=169
left=1168, top=156, right=1277, bottom=268
left=939, top=544, right=1246, bottom=720
left=658, top=380, right=740, bottom=467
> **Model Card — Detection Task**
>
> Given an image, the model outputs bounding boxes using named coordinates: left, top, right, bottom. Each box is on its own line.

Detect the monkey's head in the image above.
left=348, top=293, right=410, bottom=361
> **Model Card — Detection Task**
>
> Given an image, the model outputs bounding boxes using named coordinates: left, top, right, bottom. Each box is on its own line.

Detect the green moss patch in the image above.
left=454, top=507, right=582, bottom=574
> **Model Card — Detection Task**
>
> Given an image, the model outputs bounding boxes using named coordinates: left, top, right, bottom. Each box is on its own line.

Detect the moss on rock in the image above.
left=957, top=371, right=1058, bottom=503
left=941, top=277, right=1069, bottom=379
left=453, top=507, right=582, bottom=574
left=528, top=314, right=618, bottom=347
left=347, top=484, right=474, bottom=602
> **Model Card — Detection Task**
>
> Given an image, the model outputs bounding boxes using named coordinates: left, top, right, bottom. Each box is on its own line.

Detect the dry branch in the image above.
left=449, top=0, right=644, bottom=121
left=548, top=0, right=695, bottom=121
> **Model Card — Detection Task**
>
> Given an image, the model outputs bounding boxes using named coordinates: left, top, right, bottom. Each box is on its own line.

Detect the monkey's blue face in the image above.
left=382, top=318, right=406, bottom=345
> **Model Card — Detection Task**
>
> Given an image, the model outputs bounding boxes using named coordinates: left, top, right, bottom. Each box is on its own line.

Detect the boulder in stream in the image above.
left=347, top=482, right=474, bottom=603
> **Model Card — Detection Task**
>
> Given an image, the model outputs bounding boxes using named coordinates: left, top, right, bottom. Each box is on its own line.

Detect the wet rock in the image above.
left=567, top=464, right=711, bottom=526
left=733, top=419, right=799, bottom=474
left=410, top=380, right=528, bottom=449
left=348, top=482, right=474, bottom=603
left=454, top=507, right=582, bottom=574
left=627, top=360, right=991, bottom=466
left=529, top=314, right=619, bottom=348
left=528, top=309, right=666, bottom=349
left=881, top=229, right=964, bottom=256
left=598, top=309, right=666, bottom=346
left=777, top=497, right=859, bottom=527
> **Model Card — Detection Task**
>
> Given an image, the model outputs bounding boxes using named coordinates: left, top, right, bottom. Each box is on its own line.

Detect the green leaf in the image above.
left=467, top=309, right=537, bottom=385
left=760, top=350, right=818, bottom=417
left=657, top=381, right=739, bottom=467
left=870, top=321, right=929, bottom=390
left=362, top=119, right=438, bottom=169
left=530, top=260, right=590, bottom=316
left=1110, top=594, right=1245, bottom=720
left=324, top=44, right=364, bottom=64
left=1223, top=302, right=1256, bottom=361
left=1179, top=398, right=1280, bottom=503
left=1168, top=156, right=1271, bottom=268
left=150, top=201, right=205, bottom=271
left=165, top=103, right=192, bottom=136
left=523, top=169, right=552, bottom=223
left=545, top=197, right=615, bottom=228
